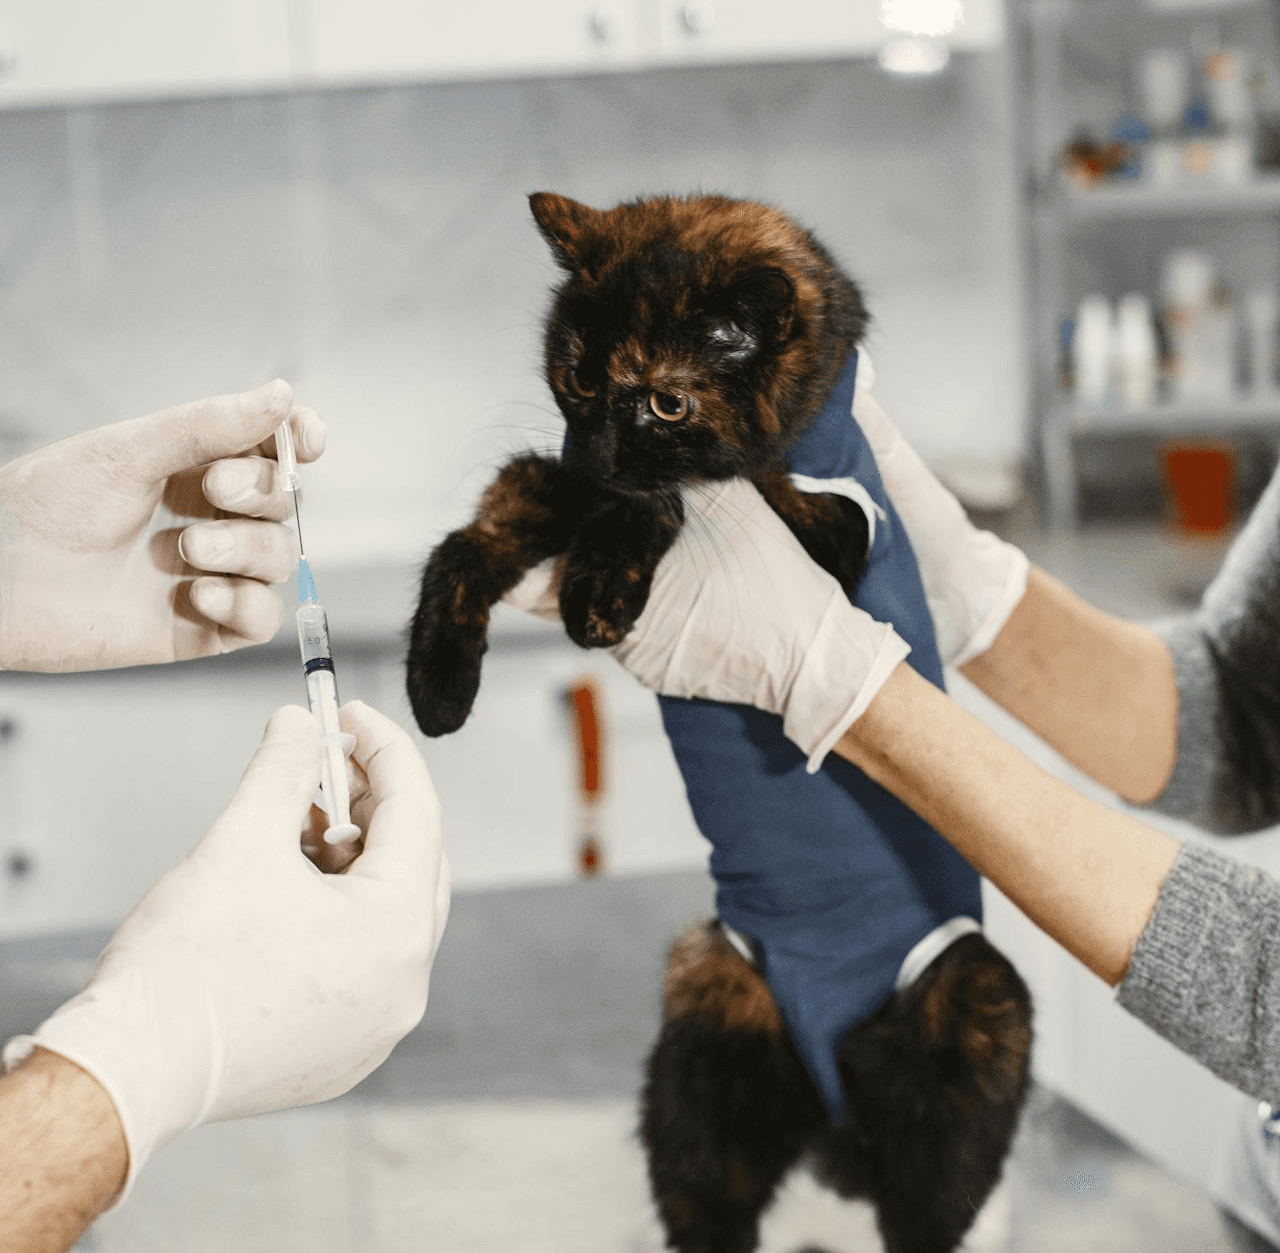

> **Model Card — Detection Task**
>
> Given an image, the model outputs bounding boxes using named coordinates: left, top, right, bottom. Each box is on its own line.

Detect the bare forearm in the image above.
left=0, top=1048, right=127, bottom=1253
left=837, top=663, right=1180, bottom=986
left=959, top=566, right=1179, bottom=805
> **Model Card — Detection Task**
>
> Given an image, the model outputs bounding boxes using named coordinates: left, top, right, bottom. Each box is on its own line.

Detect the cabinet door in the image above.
left=301, top=0, right=645, bottom=87
left=653, top=0, right=1003, bottom=64
left=0, top=657, right=301, bottom=938
left=0, top=0, right=293, bottom=109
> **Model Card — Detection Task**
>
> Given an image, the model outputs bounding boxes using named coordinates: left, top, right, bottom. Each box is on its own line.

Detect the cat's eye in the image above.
left=649, top=391, right=691, bottom=422
left=567, top=370, right=597, bottom=399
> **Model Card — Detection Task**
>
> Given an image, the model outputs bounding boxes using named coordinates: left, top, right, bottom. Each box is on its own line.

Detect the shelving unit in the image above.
left=1012, top=0, right=1280, bottom=529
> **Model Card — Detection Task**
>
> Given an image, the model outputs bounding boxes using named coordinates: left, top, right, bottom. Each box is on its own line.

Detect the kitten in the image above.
left=406, top=192, right=871, bottom=737
left=406, top=192, right=1032, bottom=1253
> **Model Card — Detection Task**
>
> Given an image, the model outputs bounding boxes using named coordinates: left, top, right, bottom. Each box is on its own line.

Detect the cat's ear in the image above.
left=726, top=268, right=796, bottom=343
left=529, top=192, right=602, bottom=274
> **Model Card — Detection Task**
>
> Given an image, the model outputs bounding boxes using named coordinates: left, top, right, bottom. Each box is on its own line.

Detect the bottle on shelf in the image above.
left=1072, top=293, right=1115, bottom=408
left=1162, top=250, right=1236, bottom=405
left=1245, top=287, right=1279, bottom=394
left=1115, top=293, right=1160, bottom=410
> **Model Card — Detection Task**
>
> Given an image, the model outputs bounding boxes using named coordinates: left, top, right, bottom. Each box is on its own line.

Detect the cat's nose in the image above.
left=583, top=424, right=618, bottom=479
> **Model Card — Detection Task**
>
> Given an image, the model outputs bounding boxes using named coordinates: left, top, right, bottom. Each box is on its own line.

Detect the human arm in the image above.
left=0, top=380, right=326, bottom=671
left=836, top=662, right=1280, bottom=1101
left=852, top=357, right=1280, bottom=829
left=0, top=1049, right=127, bottom=1253
left=2, top=700, right=450, bottom=1214
left=958, top=566, right=1179, bottom=804
left=833, top=661, right=1179, bottom=986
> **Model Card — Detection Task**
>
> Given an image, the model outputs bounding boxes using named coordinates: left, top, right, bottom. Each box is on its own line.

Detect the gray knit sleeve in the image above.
left=1146, top=466, right=1280, bottom=834
left=1117, top=842, right=1280, bottom=1101
left=1149, top=615, right=1280, bottom=834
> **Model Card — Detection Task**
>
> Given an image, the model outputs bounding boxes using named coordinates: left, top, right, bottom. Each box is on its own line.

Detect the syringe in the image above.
left=276, top=422, right=361, bottom=846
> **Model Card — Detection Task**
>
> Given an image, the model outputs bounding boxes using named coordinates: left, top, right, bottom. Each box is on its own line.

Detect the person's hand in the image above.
left=507, top=478, right=910, bottom=771
left=0, top=380, right=325, bottom=671
left=851, top=353, right=1029, bottom=666
left=1, top=701, right=450, bottom=1205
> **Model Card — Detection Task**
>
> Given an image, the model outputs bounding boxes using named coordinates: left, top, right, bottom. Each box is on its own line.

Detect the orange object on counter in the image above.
left=1161, top=442, right=1235, bottom=535
left=567, top=677, right=606, bottom=877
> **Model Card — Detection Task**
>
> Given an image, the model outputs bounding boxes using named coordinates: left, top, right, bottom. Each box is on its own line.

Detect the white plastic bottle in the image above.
left=1114, top=293, right=1159, bottom=409
left=1073, top=294, right=1115, bottom=409
left=1246, top=288, right=1278, bottom=394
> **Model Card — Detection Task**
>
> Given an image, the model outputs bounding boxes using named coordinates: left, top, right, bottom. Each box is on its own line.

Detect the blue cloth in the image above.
left=656, top=351, right=982, bottom=1122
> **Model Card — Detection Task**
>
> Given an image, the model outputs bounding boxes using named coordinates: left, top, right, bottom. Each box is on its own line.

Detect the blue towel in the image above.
left=656, top=351, right=982, bottom=1122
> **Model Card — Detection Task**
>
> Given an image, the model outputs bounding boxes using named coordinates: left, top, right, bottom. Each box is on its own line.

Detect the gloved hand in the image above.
left=851, top=353, right=1029, bottom=666
left=0, top=380, right=325, bottom=671
left=507, top=478, right=911, bottom=771
left=2, top=700, right=450, bottom=1205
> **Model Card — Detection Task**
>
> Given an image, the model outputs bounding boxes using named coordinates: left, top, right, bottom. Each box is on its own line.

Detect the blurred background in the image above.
left=3, top=1, right=1280, bottom=1249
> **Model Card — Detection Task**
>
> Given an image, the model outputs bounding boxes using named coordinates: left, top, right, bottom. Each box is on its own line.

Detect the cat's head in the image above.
left=530, top=192, right=867, bottom=495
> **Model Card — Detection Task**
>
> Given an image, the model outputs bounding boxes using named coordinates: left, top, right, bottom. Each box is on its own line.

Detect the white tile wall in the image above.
left=0, top=52, right=1025, bottom=568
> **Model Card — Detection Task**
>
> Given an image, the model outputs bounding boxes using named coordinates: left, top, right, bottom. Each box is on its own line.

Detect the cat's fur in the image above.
left=646, top=923, right=1030, bottom=1253
left=406, top=192, right=1032, bottom=1253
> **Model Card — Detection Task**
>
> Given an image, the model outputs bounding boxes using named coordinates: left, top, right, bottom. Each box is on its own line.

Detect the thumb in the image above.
left=114, top=379, right=294, bottom=483
left=210, top=705, right=322, bottom=850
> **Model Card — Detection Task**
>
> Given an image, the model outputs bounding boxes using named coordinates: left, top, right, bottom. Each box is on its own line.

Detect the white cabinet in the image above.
left=0, top=0, right=293, bottom=109
left=652, top=0, right=1002, bottom=66
left=0, top=655, right=302, bottom=937
left=0, top=0, right=1006, bottom=110
left=301, top=0, right=648, bottom=86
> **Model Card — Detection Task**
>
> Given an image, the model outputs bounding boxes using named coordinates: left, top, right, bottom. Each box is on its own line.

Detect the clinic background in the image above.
left=4, top=2, right=1280, bottom=1251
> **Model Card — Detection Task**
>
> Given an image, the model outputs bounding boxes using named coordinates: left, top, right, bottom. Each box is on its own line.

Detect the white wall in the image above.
left=0, top=53, right=1025, bottom=567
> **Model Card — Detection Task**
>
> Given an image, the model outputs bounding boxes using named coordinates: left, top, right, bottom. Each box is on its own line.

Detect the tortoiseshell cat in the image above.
left=406, top=193, right=1031, bottom=1253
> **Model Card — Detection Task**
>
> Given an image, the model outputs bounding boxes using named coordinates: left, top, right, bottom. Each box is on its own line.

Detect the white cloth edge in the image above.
left=790, top=472, right=887, bottom=551
left=895, top=916, right=983, bottom=992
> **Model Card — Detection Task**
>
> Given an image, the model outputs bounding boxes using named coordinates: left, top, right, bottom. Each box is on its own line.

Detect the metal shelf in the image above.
left=1060, top=175, right=1280, bottom=221
left=1064, top=394, right=1280, bottom=434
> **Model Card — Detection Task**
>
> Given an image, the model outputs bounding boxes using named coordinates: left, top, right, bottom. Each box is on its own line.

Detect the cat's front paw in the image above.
left=560, top=562, right=651, bottom=649
left=406, top=623, right=484, bottom=737
left=406, top=536, right=492, bottom=735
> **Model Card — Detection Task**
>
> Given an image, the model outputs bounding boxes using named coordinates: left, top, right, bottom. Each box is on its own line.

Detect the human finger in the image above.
left=121, top=380, right=294, bottom=483
left=202, top=456, right=295, bottom=522
left=339, top=701, right=442, bottom=886
left=179, top=519, right=298, bottom=584
left=245, top=405, right=328, bottom=465
left=189, top=576, right=285, bottom=648
left=211, top=705, right=321, bottom=850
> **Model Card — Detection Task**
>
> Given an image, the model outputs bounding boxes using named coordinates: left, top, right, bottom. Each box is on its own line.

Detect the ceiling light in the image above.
left=879, top=0, right=964, bottom=38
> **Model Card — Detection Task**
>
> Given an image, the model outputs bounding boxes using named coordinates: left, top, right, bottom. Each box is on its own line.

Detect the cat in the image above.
left=406, top=192, right=872, bottom=737
left=405, top=192, right=1032, bottom=1253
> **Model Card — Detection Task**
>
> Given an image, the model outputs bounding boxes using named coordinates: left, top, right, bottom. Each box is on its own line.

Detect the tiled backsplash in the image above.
left=0, top=52, right=1023, bottom=565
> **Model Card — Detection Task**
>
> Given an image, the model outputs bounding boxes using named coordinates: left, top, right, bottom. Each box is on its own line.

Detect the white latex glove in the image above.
left=0, top=380, right=326, bottom=672
left=2, top=700, right=450, bottom=1206
left=852, top=352, right=1029, bottom=666
left=507, top=478, right=910, bottom=772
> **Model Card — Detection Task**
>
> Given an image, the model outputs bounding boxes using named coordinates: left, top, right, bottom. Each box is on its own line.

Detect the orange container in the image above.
left=1161, top=442, right=1235, bottom=535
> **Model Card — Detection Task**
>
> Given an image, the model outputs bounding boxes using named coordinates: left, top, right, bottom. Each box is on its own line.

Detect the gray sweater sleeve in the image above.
left=1148, top=465, right=1280, bottom=834
left=1117, top=842, right=1280, bottom=1101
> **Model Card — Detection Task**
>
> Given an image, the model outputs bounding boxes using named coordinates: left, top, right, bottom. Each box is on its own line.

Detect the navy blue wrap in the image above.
left=654, top=351, right=982, bottom=1122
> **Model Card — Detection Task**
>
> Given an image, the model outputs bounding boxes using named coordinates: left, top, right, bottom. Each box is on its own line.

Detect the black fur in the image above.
left=642, top=928, right=1032, bottom=1253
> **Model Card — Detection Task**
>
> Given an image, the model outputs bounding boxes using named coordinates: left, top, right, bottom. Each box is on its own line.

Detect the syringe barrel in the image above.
left=297, top=602, right=336, bottom=679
